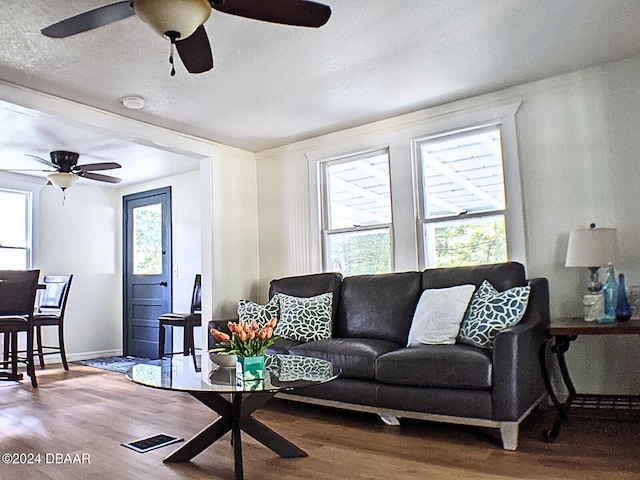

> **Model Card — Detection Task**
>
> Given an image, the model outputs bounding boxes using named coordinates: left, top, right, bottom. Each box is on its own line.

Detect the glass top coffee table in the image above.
left=126, top=354, right=340, bottom=480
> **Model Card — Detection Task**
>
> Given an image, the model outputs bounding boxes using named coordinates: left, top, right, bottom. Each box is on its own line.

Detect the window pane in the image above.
left=424, top=215, right=507, bottom=268
left=0, top=248, right=27, bottom=270
left=326, top=229, right=391, bottom=277
left=326, top=152, right=391, bottom=229
left=133, top=203, right=163, bottom=275
left=0, top=190, right=28, bottom=247
left=420, top=128, right=505, bottom=219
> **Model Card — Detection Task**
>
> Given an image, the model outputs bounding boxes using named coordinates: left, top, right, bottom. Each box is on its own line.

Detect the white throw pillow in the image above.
left=237, top=296, right=279, bottom=328
left=407, top=284, right=476, bottom=346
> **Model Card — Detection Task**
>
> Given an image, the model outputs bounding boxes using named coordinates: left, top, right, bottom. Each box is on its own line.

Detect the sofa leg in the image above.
left=379, top=415, right=400, bottom=426
left=499, top=422, right=519, bottom=450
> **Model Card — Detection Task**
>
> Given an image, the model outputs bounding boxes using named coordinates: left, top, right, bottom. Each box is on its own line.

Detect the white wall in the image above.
left=255, top=55, right=640, bottom=395
left=37, top=182, right=122, bottom=359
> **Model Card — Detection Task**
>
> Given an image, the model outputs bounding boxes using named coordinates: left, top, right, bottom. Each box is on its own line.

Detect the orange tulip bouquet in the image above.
left=209, top=318, right=279, bottom=358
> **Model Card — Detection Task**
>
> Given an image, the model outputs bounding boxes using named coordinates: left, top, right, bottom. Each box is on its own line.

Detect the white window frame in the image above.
left=412, top=104, right=526, bottom=269
left=319, top=148, right=394, bottom=274
left=0, top=187, right=33, bottom=269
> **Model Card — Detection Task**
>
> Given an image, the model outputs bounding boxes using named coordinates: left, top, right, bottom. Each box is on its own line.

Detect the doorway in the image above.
left=123, top=187, right=172, bottom=358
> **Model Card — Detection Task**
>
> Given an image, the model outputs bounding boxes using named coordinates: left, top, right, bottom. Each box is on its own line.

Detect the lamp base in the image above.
left=586, top=266, right=602, bottom=293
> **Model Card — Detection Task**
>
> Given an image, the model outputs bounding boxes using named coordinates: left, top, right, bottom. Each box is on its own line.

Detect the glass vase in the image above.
left=236, top=355, right=265, bottom=382
left=616, top=274, right=632, bottom=322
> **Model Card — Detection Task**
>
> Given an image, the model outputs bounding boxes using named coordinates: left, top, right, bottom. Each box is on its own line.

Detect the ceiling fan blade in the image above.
left=41, top=1, right=135, bottom=38
left=25, top=154, right=57, bottom=169
left=176, top=25, right=214, bottom=74
left=75, top=162, right=122, bottom=172
left=81, top=172, right=122, bottom=184
left=211, top=0, right=332, bottom=28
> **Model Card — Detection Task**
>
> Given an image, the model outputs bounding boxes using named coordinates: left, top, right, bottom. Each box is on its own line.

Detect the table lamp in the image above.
left=565, top=223, right=618, bottom=321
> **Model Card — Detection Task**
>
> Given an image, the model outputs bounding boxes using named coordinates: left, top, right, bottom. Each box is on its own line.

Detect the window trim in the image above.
left=411, top=104, right=526, bottom=269
left=318, top=147, right=395, bottom=273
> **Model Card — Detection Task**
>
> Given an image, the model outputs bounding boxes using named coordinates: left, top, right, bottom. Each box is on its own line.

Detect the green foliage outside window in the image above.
left=330, top=231, right=391, bottom=277
left=433, top=221, right=506, bottom=267
left=134, top=205, right=162, bottom=275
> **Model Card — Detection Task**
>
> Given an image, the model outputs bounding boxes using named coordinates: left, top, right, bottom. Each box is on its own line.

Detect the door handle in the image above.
left=159, top=281, right=168, bottom=287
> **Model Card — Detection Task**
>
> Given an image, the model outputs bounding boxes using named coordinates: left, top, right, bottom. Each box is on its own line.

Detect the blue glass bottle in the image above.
left=601, top=263, right=618, bottom=322
left=616, top=273, right=632, bottom=322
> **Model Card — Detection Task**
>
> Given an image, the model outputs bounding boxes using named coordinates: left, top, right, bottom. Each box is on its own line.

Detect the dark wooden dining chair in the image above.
left=0, top=269, right=40, bottom=387
left=158, top=274, right=202, bottom=359
left=31, top=274, right=73, bottom=370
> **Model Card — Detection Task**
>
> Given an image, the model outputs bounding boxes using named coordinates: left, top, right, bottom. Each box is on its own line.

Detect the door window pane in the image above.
left=133, top=203, right=163, bottom=275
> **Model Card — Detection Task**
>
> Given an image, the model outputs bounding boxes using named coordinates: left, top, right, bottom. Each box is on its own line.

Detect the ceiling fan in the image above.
left=5, top=151, right=123, bottom=191
left=40, top=0, right=332, bottom=76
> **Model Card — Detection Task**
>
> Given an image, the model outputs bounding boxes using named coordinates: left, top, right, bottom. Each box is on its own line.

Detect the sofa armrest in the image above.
left=491, top=277, right=549, bottom=420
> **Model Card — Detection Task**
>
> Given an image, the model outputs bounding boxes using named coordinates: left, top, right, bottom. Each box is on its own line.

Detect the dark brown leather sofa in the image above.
left=209, top=262, right=550, bottom=450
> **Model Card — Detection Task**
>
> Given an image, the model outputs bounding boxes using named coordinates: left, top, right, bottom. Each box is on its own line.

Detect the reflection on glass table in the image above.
left=126, top=354, right=340, bottom=480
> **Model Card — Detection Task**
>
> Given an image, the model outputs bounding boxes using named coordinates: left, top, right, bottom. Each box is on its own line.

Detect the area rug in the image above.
left=73, top=356, right=151, bottom=373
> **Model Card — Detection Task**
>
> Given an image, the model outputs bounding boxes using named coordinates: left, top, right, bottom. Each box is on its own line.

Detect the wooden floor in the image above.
left=0, top=365, right=638, bottom=480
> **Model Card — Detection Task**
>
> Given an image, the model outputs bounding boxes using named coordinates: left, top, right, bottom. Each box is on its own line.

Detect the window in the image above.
left=0, top=188, right=32, bottom=269
left=320, top=149, right=393, bottom=276
left=415, top=125, right=509, bottom=268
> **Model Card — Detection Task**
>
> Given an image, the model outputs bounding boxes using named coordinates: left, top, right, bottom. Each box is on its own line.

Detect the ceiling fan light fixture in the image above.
left=134, top=0, right=211, bottom=39
left=47, top=172, right=79, bottom=191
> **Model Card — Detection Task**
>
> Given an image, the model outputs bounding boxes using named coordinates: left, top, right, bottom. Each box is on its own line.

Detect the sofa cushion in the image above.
left=421, top=262, right=526, bottom=292
left=289, top=338, right=401, bottom=380
left=335, top=272, right=422, bottom=345
left=375, top=344, right=493, bottom=389
left=274, top=292, right=333, bottom=342
left=269, top=272, right=343, bottom=324
left=458, top=280, right=530, bottom=349
left=265, top=337, right=304, bottom=355
left=407, top=284, right=475, bottom=346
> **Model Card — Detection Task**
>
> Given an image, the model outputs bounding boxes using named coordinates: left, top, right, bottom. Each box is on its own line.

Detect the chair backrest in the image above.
left=191, top=274, right=202, bottom=315
left=0, top=270, right=40, bottom=318
left=37, top=275, right=73, bottom=316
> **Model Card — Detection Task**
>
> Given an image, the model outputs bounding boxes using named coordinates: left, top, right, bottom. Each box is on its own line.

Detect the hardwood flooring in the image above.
left=0, top=365, right=638, bottom=480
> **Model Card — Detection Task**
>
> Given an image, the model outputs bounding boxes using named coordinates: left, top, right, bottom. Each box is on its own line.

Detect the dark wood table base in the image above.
left=164, top=391, right=307, bottom=480
left=540, top=317, right=640, bottom=441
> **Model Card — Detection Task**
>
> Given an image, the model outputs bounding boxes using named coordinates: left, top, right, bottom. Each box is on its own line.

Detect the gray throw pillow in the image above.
left=274, top=292, right=333, bottom=342
left=237, top=296, right=279, bottom=328
left=457, top=280, right=530, bottom=349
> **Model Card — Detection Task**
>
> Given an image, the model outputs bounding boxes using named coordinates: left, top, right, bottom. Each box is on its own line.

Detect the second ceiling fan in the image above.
left=40, top=0, right=333, bottom=75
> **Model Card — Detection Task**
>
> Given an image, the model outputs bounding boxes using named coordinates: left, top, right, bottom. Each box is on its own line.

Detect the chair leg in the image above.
left=182, top=325, right=191, bottom=356
left=10, top=331, right=18, bottom=379
left=26, top=329, right=37, bottom=388
left=58, top=323, right=69, bottom=371
left=35, top=325, right=45, bottom=368
left=158, top=323, right=166, bottom=359
left=3, top=333, right=9, bottom=362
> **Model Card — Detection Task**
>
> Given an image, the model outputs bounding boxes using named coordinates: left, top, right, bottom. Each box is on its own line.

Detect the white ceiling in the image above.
left=2, top=1, right=640, bottom=184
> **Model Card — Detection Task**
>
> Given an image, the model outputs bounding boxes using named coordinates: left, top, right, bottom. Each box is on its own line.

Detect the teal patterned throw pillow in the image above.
left=457, top=280, right=530, bottom=349
left=237, top=296, right=279, bottom=328
left=274, top=292, right=333, bottom=342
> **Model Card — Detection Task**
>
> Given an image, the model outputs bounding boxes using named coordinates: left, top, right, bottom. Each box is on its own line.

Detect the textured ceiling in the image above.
left=2, top=0, right=640, bottom=158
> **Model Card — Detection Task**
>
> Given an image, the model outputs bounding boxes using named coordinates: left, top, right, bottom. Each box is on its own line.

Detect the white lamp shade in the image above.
left=134, top=0, right=211, bottom=39
left=565, top=227, right=619, bottom=267
left=47, top=172, right=79, bottom=190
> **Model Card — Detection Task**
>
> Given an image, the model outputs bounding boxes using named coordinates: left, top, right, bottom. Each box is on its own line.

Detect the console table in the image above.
left=540, top=317, right=640, bottom=440
left=126, top=354, right=340, bottom=480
